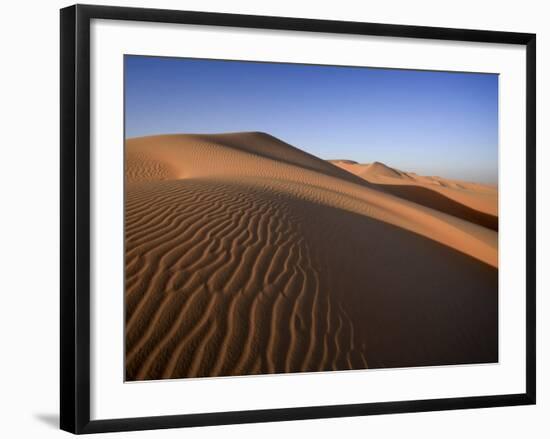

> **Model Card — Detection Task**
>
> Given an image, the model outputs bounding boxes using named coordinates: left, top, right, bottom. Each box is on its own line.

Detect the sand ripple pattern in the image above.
left=126, top=179, right=366, bottom=380
left=125, top=132, right=498, bottom=381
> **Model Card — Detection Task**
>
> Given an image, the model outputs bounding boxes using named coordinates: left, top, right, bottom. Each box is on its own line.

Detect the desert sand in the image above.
left=125, top=132, right=498, bottom=381
left=329, top=160, right=498, bottom=230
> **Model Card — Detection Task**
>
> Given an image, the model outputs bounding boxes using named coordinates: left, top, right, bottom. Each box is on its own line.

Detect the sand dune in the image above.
left=330, top=160, right=498, bottom=230
left=125, top=132, right=498, bottom=381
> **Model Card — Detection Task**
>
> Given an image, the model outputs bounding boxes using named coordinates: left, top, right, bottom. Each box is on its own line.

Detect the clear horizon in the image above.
left=125, top=55, right=498, bottom=184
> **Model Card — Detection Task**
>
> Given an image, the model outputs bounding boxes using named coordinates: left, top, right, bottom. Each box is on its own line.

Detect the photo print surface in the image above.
left=124, top=55, right=498, bottom=381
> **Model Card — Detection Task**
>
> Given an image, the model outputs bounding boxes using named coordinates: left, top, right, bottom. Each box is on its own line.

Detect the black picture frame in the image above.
left=60, top=4, right=536, bottom=434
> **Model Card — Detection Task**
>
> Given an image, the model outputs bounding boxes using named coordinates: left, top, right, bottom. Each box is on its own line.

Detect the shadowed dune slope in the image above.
left=125, top=133, right=498, bottom=380
left=374, top=184, right=498, bottom=231
left=330, top=160, right=498, bottom=230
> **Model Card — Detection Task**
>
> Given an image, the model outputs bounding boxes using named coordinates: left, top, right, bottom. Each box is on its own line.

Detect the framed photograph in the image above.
left=60, top=4, right=536, bottom=434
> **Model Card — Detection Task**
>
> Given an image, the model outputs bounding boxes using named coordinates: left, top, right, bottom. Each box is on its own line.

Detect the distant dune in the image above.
left=329, top=160, right=498, bottom=230
left=125, top=132, right=498, bottom=381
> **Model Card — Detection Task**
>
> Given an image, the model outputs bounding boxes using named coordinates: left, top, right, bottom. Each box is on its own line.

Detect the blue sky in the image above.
left=125, top=55, right=498, bottom=183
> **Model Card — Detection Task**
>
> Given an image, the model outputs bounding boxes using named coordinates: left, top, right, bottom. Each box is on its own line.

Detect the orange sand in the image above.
left=125, top=132, right=498, bottom=381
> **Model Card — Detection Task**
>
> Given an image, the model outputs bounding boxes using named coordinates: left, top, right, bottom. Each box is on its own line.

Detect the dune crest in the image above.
left=127, top=133, right=497, bottom=267
left=330, top=159, right=498, bottom=230
left=125, top=132, right=498, bottom=381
